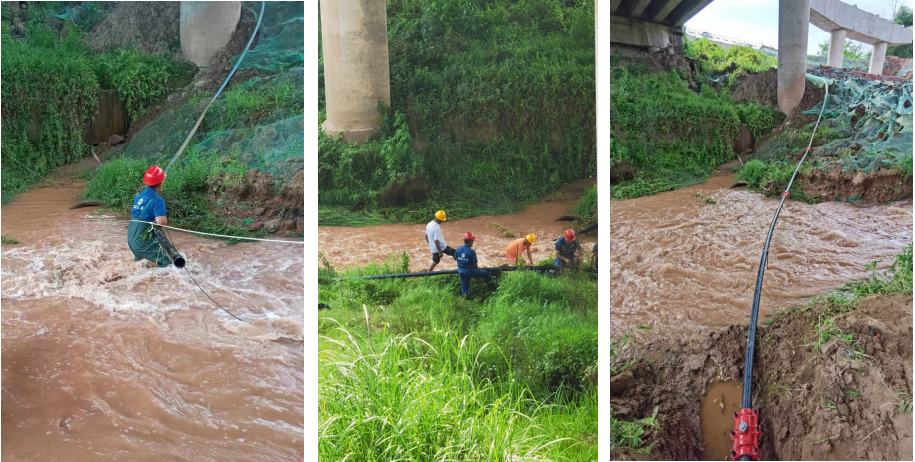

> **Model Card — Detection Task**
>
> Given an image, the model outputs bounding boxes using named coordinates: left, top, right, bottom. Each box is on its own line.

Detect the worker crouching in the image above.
left=554, top=229, right=581, bottom=269
left=505, top=233, right=535, bottom=266
left=454, top=232, right=494, bottom=297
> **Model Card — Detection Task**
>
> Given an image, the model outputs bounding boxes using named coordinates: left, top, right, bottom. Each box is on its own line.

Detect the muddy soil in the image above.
left=731, top=68, right=825, bottom=115
left=88, top=2, right=181, bottom=57
left=798, top=168, right=914, bottom=205
left=609, top=294, right=913, bottom=461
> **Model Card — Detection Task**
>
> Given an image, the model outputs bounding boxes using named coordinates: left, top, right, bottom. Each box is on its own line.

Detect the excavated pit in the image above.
left=610, top=294, right=913, bottom=461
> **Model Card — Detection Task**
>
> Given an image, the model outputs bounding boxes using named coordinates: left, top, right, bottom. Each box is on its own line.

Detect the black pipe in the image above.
left=154, top=228, right=186, bottom=268
left=741, top=77, right=828, bottom=423
left=331, top=265, right=598, bottom=281
left=333, top=265, right=556, bottom=280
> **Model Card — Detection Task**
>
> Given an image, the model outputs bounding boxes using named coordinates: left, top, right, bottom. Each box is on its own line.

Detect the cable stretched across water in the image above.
left=164, top=0, right=265, bottom=174
left=736, top=74, right=830, bottom=461
left=130, top=220, right=303, bottom=244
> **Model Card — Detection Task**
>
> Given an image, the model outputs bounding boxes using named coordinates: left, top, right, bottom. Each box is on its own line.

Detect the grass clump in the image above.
left=570, top=184, right=597, bottom=218
left=1, top=3, right=190, bottom=203
left=609, top=66, right=740, bottom=199
left=318, top=0, right=595, bottom=224
left=319, top=255, right=598, bottom=460
left=683, top=38, right=777, bottom=78
left=1, top=235, right=20, bottom=244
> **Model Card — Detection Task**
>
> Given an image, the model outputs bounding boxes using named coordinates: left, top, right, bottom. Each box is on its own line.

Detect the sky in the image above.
left=684, top=0, right=912, bottom=55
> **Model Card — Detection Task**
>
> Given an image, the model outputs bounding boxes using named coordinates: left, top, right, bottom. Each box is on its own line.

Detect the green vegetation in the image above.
left=1, top=235, right=20, bottom=244
left=488, top=222, right=516, bottom=238
left=888, top=6, right=913, bottom=58
left=318, top=0, right=596, bottom=225
left=683, top=37, right=777, bottom=77
left=84, top=150, right=266, bottom=237
left=802, top=244, right=912, bottom=360
left=571, top=184, right=597, bottom=218
left=816, top=39, right=871, bottom=62
left=318, top=254, right=597, bottom=460
left=609, top=38, right=783, bottom=200
left=0, top=3, right=191, bottom=203
left=734, top=159, right=815, bottom=202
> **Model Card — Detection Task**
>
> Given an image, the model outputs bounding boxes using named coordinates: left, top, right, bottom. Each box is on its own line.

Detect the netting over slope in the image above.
left=119, top=1, right=304, bottom=187
left=235, top=1, right=304, bottom=72
left=801, top=74, right=913, bottom=171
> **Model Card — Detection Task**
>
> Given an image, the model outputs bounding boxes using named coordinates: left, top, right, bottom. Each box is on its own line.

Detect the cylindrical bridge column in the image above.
left=869, top=41, right=888, bottom=75
left=320, top=0, right=391, bottom=143
left=777, top=0, right=810, bottom=115
left=180, top=2, right=241, bottom=67
left=827, top=28, right=846, bottom=67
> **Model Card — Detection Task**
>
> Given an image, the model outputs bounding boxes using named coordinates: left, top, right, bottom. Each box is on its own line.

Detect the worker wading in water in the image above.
left=128, top=165, right=172, bottom=267
left=425, top=210, right=456, bottom=271
left=505, top=234, right=535, bottom=266
left=454, top=232, right=494, bottom=297
left=554, top=229, right=581, bottom=268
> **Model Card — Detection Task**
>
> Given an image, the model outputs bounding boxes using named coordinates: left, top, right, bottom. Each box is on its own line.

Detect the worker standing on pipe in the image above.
left=454, top=232, right=494, bottom=297
left=128, top=165, right=172, bottom=268
left=554, top=229, right=581, bottom=268
left=505, top=234, right=535, bottom=266
left=425, top=210, right=455, bottom=271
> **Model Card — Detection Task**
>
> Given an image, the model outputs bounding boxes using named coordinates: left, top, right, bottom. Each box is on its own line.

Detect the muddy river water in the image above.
left=605, top=175, right=913, bottom=336
left=320, top=175, right=912, bottom=338
left=1, top=180, right=304, bottom=461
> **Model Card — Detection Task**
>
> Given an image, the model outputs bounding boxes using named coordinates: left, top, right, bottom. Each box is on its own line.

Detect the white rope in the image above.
left=130, top=220, right=304, bottom=244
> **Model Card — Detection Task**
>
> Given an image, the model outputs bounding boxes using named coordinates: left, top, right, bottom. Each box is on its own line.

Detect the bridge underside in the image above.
left=611, top=0, right=714, bottom=54
left=610, top=0, right=715, bottom=27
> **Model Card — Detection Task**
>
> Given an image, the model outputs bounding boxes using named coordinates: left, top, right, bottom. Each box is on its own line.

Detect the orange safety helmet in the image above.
left=464, top=232, right=476, bottom=240
left=563, top=229, right=575, bottom=242
left=143, top=165, right=166, bottom=185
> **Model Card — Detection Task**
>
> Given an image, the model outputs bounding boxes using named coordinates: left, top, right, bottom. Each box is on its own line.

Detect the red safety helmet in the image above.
left=564, top=229, right=575, bottom=242
left=143, top=165, right=166, bottom=186
left=464, top=232, right=475, bottom=240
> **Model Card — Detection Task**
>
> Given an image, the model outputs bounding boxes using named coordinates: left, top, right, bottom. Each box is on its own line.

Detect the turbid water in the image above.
left=318, top=178, right=598, bottom=272
left=603, top=174, right=912, bottom=337
left=1, top=178, right=304, bottom=461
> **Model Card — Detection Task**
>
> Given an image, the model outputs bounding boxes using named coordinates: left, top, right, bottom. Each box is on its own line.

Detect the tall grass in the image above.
left=318, top=256, right=598, bottom=460
left=319, top=326, right=591, bottom=461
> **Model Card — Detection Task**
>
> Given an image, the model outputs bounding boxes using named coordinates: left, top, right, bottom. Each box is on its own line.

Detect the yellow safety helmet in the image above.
left=525, top=234, right=536, bottom=244
left=435, top=210, right=447, bottom=221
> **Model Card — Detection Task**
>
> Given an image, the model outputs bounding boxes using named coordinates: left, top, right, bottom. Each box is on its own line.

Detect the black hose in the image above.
left=153, top=228, right=186, bottom=268
left=741, top=75, right=830, bottom=411
left=332, top=265, right=561, bottom=280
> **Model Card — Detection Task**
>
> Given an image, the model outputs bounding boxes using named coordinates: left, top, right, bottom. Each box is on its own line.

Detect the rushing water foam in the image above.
left=2, top=180, right=303, bottom=461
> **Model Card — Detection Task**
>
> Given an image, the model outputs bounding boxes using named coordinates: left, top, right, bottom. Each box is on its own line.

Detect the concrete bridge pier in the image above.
left=827, top=28, right=846, bottom=67
left=869, top=41, right=888, bottom=75
left=180, top=2, right=241, bottom=67
left=777, top=0, right=810, bottom=114
left=320, top=0, right=391, bottom=142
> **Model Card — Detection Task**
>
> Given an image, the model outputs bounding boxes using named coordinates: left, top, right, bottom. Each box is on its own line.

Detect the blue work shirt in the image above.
left=555, top=237, right=581, bottom=259
left=131, top=187, right=166, bottom=222
left=454, top=245, right=478, bottom=270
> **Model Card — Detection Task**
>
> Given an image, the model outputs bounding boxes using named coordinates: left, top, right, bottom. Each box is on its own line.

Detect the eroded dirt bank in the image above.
left=610, top=294, right=913, bottom=461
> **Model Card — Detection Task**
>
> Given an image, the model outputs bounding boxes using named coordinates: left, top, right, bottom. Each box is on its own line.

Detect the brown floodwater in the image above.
left=318, top=178, right=598, bottom=272
left=605, top=174, right=913, bottom=337
left=1, top=179, right=304, bottom=461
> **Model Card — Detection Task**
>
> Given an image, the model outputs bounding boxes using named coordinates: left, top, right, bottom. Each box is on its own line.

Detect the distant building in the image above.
left=759, top=45, right=778, bottom=56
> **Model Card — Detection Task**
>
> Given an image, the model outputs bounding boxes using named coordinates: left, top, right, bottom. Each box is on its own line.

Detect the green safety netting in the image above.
left=800, top=74, right=913, bottom=172
left=235, top=1, right=304, bottom=72
left=120, top=1, right=304, bottom=186
left=756, top=74, right=912, bottom=172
